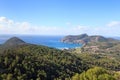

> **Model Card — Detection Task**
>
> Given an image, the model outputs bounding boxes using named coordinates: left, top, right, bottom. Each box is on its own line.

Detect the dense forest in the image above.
left=0, top=44, right=88, bottom=80
left=0, top=37, right=120, bottom=80
left=72, top=67, right=120, bottom=80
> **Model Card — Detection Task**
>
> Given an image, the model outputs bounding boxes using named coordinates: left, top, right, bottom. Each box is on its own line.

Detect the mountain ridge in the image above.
left=61, top=34, right=119, bottom=44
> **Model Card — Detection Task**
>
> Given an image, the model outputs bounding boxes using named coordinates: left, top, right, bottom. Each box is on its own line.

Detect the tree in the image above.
left=72, top=67, right=116, bottom=80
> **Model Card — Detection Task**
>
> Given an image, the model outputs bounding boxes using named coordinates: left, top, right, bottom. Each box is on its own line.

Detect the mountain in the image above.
left=4, top=37, right=26, bottom=46
left=0, top=37, right=28, bottom=51
left=61, top=34, right=119, bottom=44
left=61, top=34, right=88, bottom=44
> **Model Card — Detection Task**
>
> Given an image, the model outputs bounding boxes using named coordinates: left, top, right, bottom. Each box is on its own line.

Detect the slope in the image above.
left=0, top=37, right=88, bottom=80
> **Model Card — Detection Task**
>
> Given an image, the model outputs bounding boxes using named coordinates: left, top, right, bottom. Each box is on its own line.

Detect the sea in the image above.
left=0, top=35, right=82, bottom=49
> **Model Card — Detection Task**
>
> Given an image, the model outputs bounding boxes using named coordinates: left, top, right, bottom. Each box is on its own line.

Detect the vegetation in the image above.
left=72, top=67, right=120, bottom=80
left=77, top=53, right=120, bottom=71
left=0, top=37, right=120, bottom=80
left=0, top=44, right=88, bottom=80
left=64, top=34, right=120, bottom=71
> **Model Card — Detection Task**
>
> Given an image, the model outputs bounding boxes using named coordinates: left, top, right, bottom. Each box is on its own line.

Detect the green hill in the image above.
left=0, top=37, right=28, bottom=51
left=0, top=37, right=88, bottom=80
left=4, top=37, right=26, bottom=46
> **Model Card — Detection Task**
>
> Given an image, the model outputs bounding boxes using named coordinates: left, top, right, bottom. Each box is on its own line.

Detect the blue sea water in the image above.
left=0, top=35, right=82, bottom=49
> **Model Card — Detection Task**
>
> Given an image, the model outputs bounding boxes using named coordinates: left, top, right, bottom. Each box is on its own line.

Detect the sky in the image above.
left=0, top=0, right=120, bottom=36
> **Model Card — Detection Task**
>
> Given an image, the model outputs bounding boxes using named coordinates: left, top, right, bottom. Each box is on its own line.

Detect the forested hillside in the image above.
left=72, top=67, right=120, bottom=80
left=0, top=37, right=120, bottom=80
left=0, top=37, right=88, bottom=80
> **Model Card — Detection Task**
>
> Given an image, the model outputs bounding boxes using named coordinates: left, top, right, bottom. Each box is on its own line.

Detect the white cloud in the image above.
left=87, top=21, right=120, bottom=36
left=0, top=17, right=8, bottom=22
left=0, top=17, right=86, bottom=35
left=0, top=16, right=120, bottom=36
left=0, top=17, right=14, bottom=24
left=107, top=21, right=120, bottom=27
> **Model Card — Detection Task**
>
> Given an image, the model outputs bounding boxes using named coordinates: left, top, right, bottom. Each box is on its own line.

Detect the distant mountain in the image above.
left=0, top=37, right=28, bottom=50
left=112, top=37, right=120, bottom=40
left=4, top=37, right=26, bottom=45
left=61, top=34, right=119, bottom=44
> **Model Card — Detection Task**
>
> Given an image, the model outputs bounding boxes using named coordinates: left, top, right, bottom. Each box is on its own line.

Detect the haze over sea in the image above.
left=0, top=35, right=82, bottom=49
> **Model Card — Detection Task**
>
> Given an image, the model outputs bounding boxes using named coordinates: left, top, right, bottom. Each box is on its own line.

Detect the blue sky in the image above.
left=0, top=0, right=120, bottom=36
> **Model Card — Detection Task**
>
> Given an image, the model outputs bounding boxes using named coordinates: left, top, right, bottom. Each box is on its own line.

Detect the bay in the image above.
left=0, top=35, right=82, bottom=49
